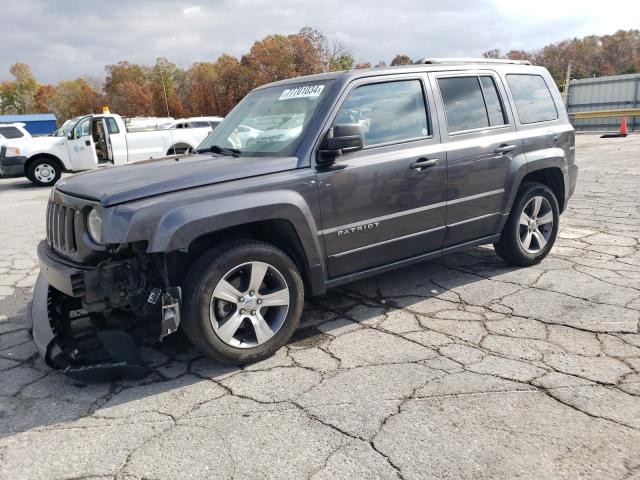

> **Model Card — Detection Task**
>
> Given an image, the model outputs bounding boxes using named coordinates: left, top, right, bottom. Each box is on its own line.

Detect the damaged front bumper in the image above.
left=29, top=241, right=181, bottom=382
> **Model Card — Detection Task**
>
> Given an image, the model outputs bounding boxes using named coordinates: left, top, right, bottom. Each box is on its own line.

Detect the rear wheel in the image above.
left=494, top=181, right=559, bottom=266
left=27, top=158, right=61, bottom=187
left=181, top=240, right=304, bottom=364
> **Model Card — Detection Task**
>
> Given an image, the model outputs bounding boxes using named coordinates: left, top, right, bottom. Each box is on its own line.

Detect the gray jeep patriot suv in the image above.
left=28, top=58, right=577, bottom=380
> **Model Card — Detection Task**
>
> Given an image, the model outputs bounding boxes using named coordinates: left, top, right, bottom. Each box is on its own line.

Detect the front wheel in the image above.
left=494, top=181, right=559, bottom=266
left=27, top=158, right=61, bottom=187
left=181, top=240, right=304, bottom=365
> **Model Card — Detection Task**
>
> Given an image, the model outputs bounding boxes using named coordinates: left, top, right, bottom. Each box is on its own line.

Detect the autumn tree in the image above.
left=486, top=29, right=639, bottom=84
left=243, top=34, right=301, bottom=86
left=50, top=78, right=103, bottom=120
left=34, top=85, right=57, bottom=113
left=104, top=61, right=152, bottom=114
left=600, top=30, right=640, bottom=75
left=0, top=81, right=17, bottom=114
left=390, top=54, right=413, bottom=66
left=504, top=50, right=533, bottom=62
left=182, top=62, right=218, bottom=116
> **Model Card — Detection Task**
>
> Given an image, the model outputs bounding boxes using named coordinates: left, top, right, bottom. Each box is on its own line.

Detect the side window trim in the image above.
left=436, top=73, right=511, bottom=136
left=330, top=77, right=434, bottom=153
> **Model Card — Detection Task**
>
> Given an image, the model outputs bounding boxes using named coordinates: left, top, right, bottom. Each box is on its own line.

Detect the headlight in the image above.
left=5, top=147, right=21, bottom=157
left=87, top=208, right=102, bottom=244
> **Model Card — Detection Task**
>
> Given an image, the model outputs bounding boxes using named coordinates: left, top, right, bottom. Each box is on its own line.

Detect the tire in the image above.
left=494, top=181, right=559, bottom=266
left=26, top=157, right=61, bottom=187
left=181, top=240, right=304, bottom=365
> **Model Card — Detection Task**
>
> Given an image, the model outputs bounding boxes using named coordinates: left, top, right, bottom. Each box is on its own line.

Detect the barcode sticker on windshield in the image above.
left=278, top=85, right=324, bottom=100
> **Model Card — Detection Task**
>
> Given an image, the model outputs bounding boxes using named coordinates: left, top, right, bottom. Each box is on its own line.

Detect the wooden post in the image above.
left=562, top=61, right=572, bottom=106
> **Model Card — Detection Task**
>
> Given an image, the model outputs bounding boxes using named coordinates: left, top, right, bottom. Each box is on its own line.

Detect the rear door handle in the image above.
left=410, top=158, right=439, bottom=171
left=494, top=144, right=517, bottom=154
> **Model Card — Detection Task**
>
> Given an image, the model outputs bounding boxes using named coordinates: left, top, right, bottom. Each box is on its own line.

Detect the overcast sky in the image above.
left=3, top=0, right=639, bottom=83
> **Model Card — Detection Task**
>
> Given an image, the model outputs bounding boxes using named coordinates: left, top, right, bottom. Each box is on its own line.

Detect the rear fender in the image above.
left=505, top=148, right=567, bottom=214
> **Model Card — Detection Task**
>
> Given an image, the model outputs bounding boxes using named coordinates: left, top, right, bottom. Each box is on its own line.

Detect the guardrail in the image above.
left=570, top=108, right=640, bottom=120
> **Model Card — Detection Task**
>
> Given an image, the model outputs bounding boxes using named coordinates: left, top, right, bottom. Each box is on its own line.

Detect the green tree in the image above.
left=8, top=63, right=40, bottom=113
left=151, top=57, right=186, bottom=117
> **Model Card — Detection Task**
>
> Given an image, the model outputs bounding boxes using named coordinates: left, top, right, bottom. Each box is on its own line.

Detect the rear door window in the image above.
left=506, top=74, right=558, bottom=124
left=335, top=80, right=429, bottom=147
left=438, top=76, right=506, bottom=133
left=0, top=126, right=24, bottom=139
left=105, top=117, right=120, bottom=134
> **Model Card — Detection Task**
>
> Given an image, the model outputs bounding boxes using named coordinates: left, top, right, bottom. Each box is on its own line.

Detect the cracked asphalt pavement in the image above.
left=1, top=135, right=640, bottom=479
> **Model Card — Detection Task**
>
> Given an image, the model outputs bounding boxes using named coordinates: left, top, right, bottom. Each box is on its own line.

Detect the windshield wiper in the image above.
left=198, top=145, right=241, bottom=157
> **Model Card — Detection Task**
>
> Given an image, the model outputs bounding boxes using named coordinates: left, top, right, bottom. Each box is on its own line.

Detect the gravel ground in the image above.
left=0, top=135, right=639, bottom=480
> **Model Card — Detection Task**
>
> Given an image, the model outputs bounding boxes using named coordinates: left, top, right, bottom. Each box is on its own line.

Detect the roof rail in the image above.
left=414, top=57, right=531, bottom=66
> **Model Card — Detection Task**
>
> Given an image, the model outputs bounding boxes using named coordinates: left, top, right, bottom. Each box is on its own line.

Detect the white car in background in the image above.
left=0, top=123, right=31, bottom=146
left=170, top=116, right=224, bottom=130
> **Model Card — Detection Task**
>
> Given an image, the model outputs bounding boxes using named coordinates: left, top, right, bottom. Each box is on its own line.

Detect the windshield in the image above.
left=51, top=117, right=81, bottom=137
left=198, top=80, right=333, bottom=157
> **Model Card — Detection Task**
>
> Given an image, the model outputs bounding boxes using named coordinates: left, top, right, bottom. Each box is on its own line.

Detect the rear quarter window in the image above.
left=507, top=74, right=558, bottom=124
left=0, top=126, right=24, bottom=139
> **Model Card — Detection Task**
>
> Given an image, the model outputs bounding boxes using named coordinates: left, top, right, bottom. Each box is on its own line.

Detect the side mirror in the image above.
left=317, top=124, right=363, bottom=165
left=66, top=130, right=74, bottom=140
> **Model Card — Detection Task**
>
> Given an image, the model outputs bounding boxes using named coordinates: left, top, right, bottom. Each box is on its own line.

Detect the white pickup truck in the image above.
left=0, top=113, right=214, bottom=186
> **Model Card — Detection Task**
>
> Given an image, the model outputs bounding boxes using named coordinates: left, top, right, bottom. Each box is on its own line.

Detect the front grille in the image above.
left=46, top=200, right=78, bottom=256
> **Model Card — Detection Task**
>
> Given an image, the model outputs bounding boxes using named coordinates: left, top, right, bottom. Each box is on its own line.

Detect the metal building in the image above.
left=567, top=73, right=640, bottom=132
left=0, top=113, right=57, bottom=135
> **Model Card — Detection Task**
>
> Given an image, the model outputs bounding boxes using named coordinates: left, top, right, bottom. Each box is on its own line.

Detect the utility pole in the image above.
left=562, top=61, right=572, bottom=106
left=159, top=68, right=171, bottom=118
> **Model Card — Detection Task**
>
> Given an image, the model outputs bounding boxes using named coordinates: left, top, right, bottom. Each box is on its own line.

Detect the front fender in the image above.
left=149, top=189, right=324, bottom=266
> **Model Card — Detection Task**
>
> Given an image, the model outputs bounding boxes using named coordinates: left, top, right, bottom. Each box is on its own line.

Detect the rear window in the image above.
left=438, top=76, right=506, bottom=133
left=0, top=126, right=24, bottom=139
left=507, top=74, right=558, bottom=124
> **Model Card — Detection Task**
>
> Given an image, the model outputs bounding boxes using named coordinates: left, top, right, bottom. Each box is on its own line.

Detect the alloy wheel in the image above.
left=209, top=261, right=290, bottom=348
left=518, top=195, right=554, bottom=254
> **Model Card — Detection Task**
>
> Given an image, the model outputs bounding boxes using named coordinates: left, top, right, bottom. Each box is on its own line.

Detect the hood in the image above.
left=55, top=153, right=300, bottom=206
left=4, top=135, right=62, bottom=153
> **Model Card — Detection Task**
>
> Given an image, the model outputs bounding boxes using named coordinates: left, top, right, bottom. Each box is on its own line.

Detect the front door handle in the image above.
left=410, top=158, right=439, bottom=171
left=494, top=144, right=517, bottom=154
left=85, top=139, right=91, bottom=146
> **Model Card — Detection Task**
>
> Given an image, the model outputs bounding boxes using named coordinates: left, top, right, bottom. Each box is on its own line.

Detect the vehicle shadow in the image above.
left=0, top=175, right=42, bottom=192
left=0, top=245, right=530, bottom=439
